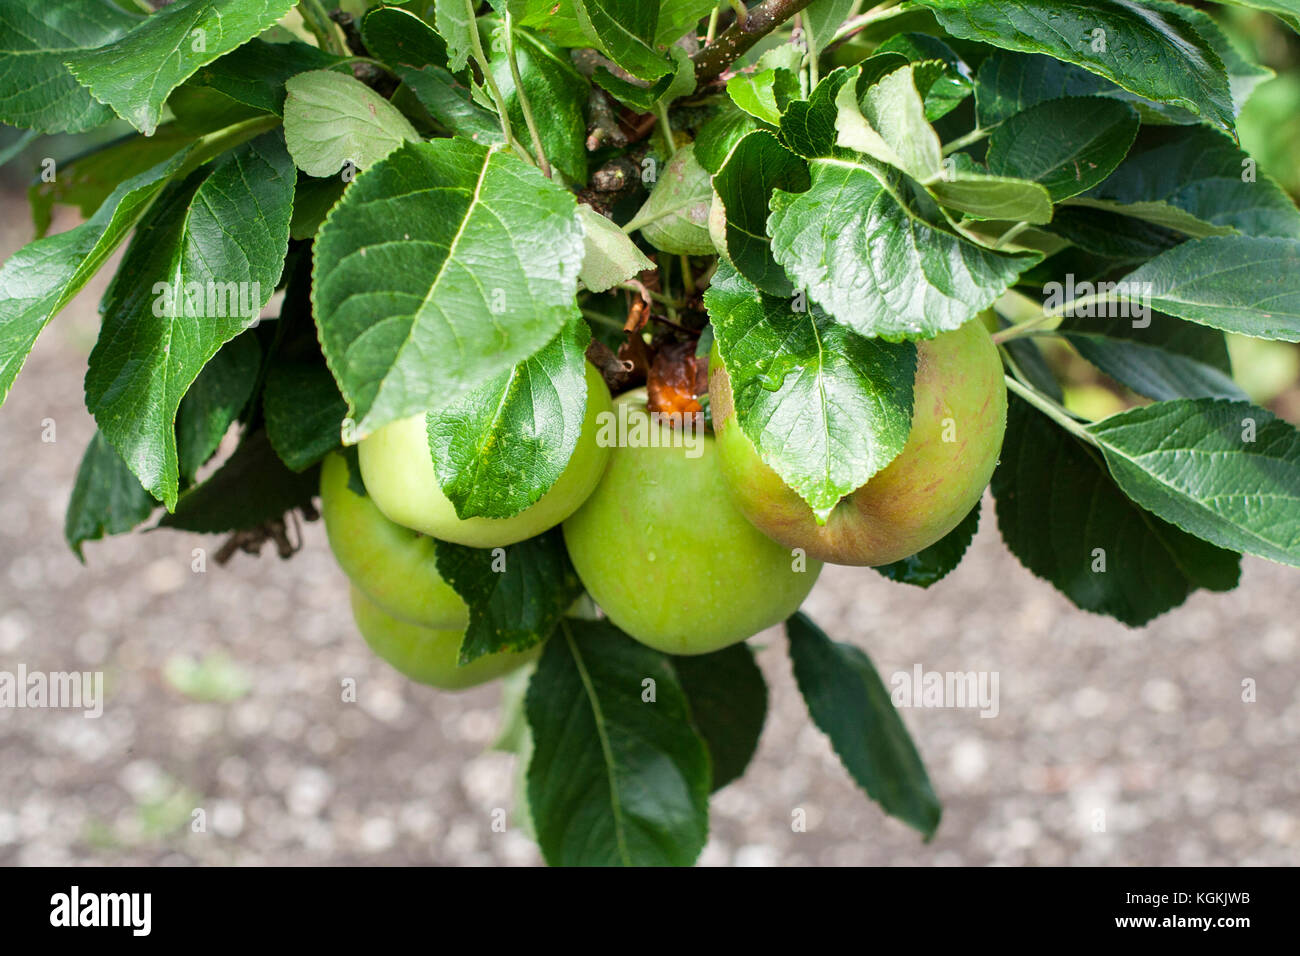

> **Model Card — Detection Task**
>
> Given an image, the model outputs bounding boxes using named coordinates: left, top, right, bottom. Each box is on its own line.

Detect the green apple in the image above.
left=710, top=318, right=1007, bottom=566
left=349, top=585, right=539, bottom=690
left=562, top=389, right=822, bottom=655
left=320, top=451, right=468, bottom=630
left=358, top=362, right=614, bottom=547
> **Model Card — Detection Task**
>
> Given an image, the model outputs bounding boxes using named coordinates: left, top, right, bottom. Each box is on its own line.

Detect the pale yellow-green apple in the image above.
left=358, top=362, right=613, bottom=547
left=349, top=585, right=539, bottom=690
left=320, top=451, right=468, bottom=629
left=562, top=389, right=821, bottom=655
left=709, top=318, right=1006, bottom=566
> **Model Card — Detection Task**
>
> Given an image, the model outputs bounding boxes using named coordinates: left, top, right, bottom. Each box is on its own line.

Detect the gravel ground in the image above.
left=1, top=197, right=1298, bottom=867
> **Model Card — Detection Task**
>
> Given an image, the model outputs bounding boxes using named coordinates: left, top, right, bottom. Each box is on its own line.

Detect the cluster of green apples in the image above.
left=322, top=319, right=1005, bottom=687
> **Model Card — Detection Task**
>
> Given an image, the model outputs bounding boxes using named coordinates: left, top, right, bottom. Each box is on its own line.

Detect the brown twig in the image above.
left=692, top=0, right=817, bottom=83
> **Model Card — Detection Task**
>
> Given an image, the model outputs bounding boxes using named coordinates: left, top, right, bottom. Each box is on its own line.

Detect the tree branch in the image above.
left=692, top=0, right=816, bottom=83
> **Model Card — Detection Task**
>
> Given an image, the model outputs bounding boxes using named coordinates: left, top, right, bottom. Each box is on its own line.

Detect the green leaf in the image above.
left=876, top=34, right=973, bottom=121
left=433, top=0, right=475, bottom=72
left=712, top=130, right=810, bottom=295
left=769, top=159, right=1039, bottom=340
left=0, top=0, right=138, bottom=133
left=673, top=645, right=768, bottom=792
left=975, top=51, right=1182, bottom=127
left=263, top=360, right=347, bottom=471
left=526, top=618, right=711, bottom=866
left=435, top=529, right=584, bottom=662
left=1076, top=126, right=1300, bottom=240
left=1120, top=236, right=1300, bottom=342
left=27, top=125, right=197, bottom=238
left=705, top=264, right=916, bottom=517
left=179, top=38, right=343, bottom=117
left=625, top=143, right=715, bottom=256
left=159, top=428, right=319, bottom=533
left=64, top=431, right=159, bottom=560
left=787, top=612, right=941, bottom=838
left=427, top=320, right=589, bottom=519
left=727, top=67, right=801, bottom=126
left=1087, top=399, right=1300, bottom=567
left=695, top=105, right=759, bottom=174
left=490, top=27, right=589, bottom=185
left=312, top=138, right=585, bottom=437
left=803, top=0, right=857, bottom=60
left=577, top=205, right=654, bottom=293
left=396, top=63, right=504, bottom=145
left=283, top=70, right=420, bottom=177
left=1059, top=313, right=1246, bottom=402
left=656, top=0, right=715, bottom=44
left=361, top=5, right=448, bottom=68
left=63, top=0, right=297, bottom=135
left=918, top=0, right=1236, bottom=136
left=873, top=503, right=979, bottom=588
left=1208, top=0, right=1300, bottom=32
left=985, top=97, right=1139, bottom=201
left=176, top=332, right=261, bottom=484
left=778, top=67, right=853, bottom=159
left=0, top=138, right=209, bottom=411
left=1147, top=0, right=1273, bottom=115
left=835, top=64, right=1052, bottom=224
left=571, top=0, right=670, bottom=82
left=1045, top=205, right=1185, bottom=262
left=85, top=132, right=294, bottom=508
left=513, top=0, right=590, bottom=47
left=992, top=396, right=1241, bottom=625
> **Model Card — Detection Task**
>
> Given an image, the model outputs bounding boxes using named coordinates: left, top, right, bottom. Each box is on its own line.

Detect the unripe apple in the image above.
left=358, top=362, right=614, bottom=547
left=349, top=585, right=539, bottom=690
left=562, top=389, right=822, bottom=655
left=710, top=318, right=1006, bottom=566
left=320, top=451, right=467, bottom=630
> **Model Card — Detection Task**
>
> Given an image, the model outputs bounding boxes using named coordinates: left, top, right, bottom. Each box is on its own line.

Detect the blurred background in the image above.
left=1, top=6, right=1297, bottom=866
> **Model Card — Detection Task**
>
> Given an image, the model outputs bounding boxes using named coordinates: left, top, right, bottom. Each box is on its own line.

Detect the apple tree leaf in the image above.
left=159, top=428, right=319, bottom=533
left=576, top=205, right=655, bottom=293
left=712, top=130, right=811, bottom=296
left=1059, top=313, right=1247, bottom=402
left=917, top=0, right=1236, bottom=135
left=85, top=131, right=294, bottom=508
left=0, top=0, right=139, bottom=133
left=433, top=0, right=475, bottom=72
left=64, top=431, right=159, bottom=560
left=526, top=618, right=711, bottom=866
left=769, top=158, right=1039, bottom=340
left=1119, top=236, right=1300, bottom=342
left=787, top=612, right=942, bottom=838
left=571, top=0, right=670, bottom=82
left=672, top=644, right=768, bottom=792
left=426, top=319, right=590, bottom=520
left=283, top=70, right=420, bottom=178
left=835, top=63, right=1053, bottom=224
left=312, top=138, right=585, bottom=437
left=706, top=263, right=916, bottom=517
left=396, top=63, right=504, bottom=145
left=985, top=96, right=1139, bottom=201
left=992, top=396, right=1241, bottom=625
left=0, top=142, right=206, bottom=411
left=490, top=26, right=590, bottom=185
left=176, top=331, right=261, bottom=483
left=361, top=5, right=448, bottom=69
left=63, top=0, right=297, bottom=135
left=1075, top=126, right=1300, bottom=240
left=1087, top=399, right=1300, bottom=567
left=624, top=143, right=715, bottom=256
left=435, top=529, right=584, bottom=662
